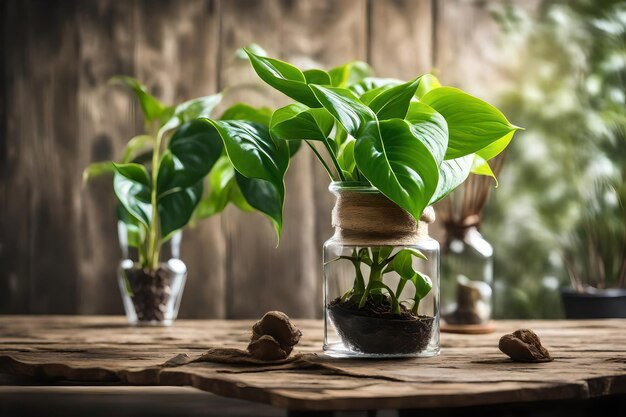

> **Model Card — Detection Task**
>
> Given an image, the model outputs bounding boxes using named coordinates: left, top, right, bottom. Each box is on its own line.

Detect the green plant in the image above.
left=216, top=48, right=522, bottom=315
left=84, top=77, right=295, bottom=273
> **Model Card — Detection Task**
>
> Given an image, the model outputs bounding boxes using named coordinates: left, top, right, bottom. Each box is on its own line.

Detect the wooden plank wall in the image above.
left=0, top=0, right=509, bottom=318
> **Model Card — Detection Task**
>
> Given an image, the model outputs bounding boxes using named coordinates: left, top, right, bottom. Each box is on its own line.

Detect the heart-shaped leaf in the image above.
left=113, top=163, right=152, bottom=228
left=244, top=49, right=320, bottom=108
left=160, top=119, right=224, bottom=191
left=355, top=119, right=439, bottom=221
left=421, top=87, right=520, bottom=159
left=429, top=155, right=474, bottom=205
left=476, top=130, right=515, bottom=161
left=235, top=173, right=284, bottom=238
left=412, top=271, right=433, bottom=302
left=158, top=180, right=203, bottom=239
left=368, top=77, right=421, bottom=120
left=405, top=101, right=448, bottom=165
left=206, top=120, right=290, bottom=238
left=270, top=104, right=334, bottom=141
left=309, top=85, right=376, bottom=137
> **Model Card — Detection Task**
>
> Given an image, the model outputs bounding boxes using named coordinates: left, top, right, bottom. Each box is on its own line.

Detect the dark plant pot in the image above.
left=561, top=287, right=626, bottom=319
left=328, top=302, right=434, bottom=354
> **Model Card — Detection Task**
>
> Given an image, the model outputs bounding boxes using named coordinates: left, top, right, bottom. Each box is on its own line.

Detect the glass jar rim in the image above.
left=328, top=181, right=380, bottom=194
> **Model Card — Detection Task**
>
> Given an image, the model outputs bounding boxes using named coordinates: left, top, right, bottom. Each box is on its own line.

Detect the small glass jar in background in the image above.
left=440, top=221, right=494, bottom=329
left=117, top=218, right=187, bottom=326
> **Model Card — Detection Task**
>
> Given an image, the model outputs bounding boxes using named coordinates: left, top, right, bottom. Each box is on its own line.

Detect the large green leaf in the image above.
left=328, top=61, right=374, bottom=87
left=429, top=155, right=474, bottom=205
left=110, top=76, right=167, bottom=123
left=195, top=156, right=254, bottom=220
left=158, top=180, right=203, bottom=238
left=112, top=163, right=152, bottom=228
left=354, top=119, right=439, bottom=221
left=220, top=103, right=273, bottom=126
left=476, top=130, right=515, bottom=161
left=309, top=85, right=376, bottom=137
left=235, top=173, right=284, bottom=238
left=206, top=120, right=290, bottom=237
left=405, top=102, right=448, bottom=164
left=421, top=87, right=520, bottom=159
left=244, top=49, right=320, bottom=108
left=368, top=77, right=421, bottom=120
left=160, top=119, right=224, bottom=191
left=270, top=104, right=334, bottom=141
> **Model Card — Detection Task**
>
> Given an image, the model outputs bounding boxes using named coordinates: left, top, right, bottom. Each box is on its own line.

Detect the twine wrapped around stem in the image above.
left=329, top=184, right=435, bottom=246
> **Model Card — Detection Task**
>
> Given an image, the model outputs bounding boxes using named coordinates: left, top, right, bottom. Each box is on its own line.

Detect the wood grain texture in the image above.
left=132, top=0, right=227, bottom=319
left=1, top=0, right=527, bottom=319
left=369, top=0, right=434, bottom=78
left=0, top=0, right=82, bottom=314
left=217, top=0, right=367, bottom=319
left=0, top=317, right=625, bottom=411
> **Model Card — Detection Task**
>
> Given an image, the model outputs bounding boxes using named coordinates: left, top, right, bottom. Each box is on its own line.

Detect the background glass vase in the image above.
left=116, top=221, right=187, bottom=326
left=440, top=226, right=493, bottom=326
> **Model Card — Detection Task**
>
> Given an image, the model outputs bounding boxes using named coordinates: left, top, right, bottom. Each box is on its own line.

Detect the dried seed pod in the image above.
left=499, top=329, right=553, bottom=362
left=247, top=335, right=288, bottom=361
left=250, top=311, right=302, bottom=355
left=248, top=311, right=302, bottom=360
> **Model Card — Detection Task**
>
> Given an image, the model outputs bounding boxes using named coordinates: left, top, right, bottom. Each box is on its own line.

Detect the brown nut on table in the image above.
left=248, top=311, right=302, bottom=360
left=499, top=329, right=553, bottom=362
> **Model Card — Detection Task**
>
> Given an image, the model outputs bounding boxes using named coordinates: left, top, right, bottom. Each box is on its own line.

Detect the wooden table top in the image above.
left=0, top=316, right=625, bottom=412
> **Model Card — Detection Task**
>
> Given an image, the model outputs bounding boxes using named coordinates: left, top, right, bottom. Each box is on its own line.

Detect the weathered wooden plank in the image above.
left=217, top=0, right=367, bottom=319
left=133, top=0, right=226, bottom=318
left=433, top=0, right=512, bottom=98
left=369, top=0, right=434, bottom=79
left=76, top=0, right=137, bottom=315
left=0, top=0, right=82, bottom=314
left=0, top=317, right=625, bottom=411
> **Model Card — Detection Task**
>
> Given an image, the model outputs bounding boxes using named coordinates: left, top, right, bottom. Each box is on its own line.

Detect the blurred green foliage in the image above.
left=484, top=0, right=626, bottom=318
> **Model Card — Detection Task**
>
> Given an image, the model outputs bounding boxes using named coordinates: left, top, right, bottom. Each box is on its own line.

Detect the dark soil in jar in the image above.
left=328, top=297, right=434, bottom=354
left=124, top=267, right=171, bottom=322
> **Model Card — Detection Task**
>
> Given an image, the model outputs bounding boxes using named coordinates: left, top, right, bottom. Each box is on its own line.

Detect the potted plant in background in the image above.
left=84, top=77, right=295, bottom=325
left=560, top=179, right=626, bottom=318
left=204, top=48, right=521, bottom=357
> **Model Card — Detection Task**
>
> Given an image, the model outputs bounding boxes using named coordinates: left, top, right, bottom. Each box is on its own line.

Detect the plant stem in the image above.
left=305, top=141, right=335, bottom=180
left=322, top=138, right=346, bottom=182
left=147, top=129, right=164, bottom=272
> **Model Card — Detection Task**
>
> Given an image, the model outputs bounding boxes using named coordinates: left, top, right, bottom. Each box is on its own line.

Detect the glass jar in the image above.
left=323, top=183, right=440, bottom=358
left=441, top=225, right=493, bottom=328
left=116, top=219, right=187, bottom=326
